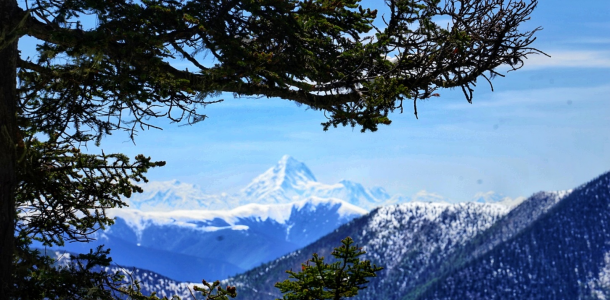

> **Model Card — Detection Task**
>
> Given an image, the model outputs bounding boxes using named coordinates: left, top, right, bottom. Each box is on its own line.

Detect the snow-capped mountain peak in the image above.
left=123, top=156, right=398, bottom=211
left=123, top=156, right=526, bottom=212
left=275, top=155, right=317, bottom=184
left=241, top=155, right=318, bottom=204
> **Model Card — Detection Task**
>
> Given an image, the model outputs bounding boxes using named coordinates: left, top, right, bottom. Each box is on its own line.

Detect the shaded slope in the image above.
left=414, top=172, right=610, bottom=300
left=46, top=236, right=244, bottom=282
left=48, top=198, right=364, bottom=282
left=108, top=198, right=364, bottom=272
left=430, top=190, right=571, bottom=279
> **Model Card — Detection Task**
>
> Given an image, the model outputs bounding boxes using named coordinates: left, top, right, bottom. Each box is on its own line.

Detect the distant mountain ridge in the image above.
left=46, top=156, right=395, bottom=283
left=126, top=155, right=401, bottom=211
left=51, top=197, right=366, bottom=282
left=46, top=182, right=576, bottom=299
left=107, top=197, right=366, bottom=250
left=46, top=185, right=582, bottom=300
left=124, top=155, right=522, bottom=211
left=120, top=179, right=239, bottom=211
left=67, top=165, right=601, bottom=300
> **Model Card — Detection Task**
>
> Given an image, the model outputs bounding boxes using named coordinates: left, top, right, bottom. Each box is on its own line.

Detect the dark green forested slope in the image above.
left=429, top=190, right=570, bottom=283
left=413, top=172, right=610, bottom=300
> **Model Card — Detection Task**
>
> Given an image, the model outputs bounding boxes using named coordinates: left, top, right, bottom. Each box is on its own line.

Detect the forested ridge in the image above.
left=225, top=172, right=610, bottom=300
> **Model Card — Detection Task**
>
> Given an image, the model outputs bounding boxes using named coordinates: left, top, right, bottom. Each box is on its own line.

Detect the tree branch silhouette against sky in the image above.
left=55, top=0, right=610, bottom=203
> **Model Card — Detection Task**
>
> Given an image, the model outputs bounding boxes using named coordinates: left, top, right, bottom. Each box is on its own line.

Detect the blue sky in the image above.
left=20, top=0, right=610, bottom=202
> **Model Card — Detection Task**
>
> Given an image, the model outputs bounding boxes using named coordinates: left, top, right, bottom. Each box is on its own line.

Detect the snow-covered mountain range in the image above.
left=226, top=201, right=514, bottom=300
left=124, top=155, right=523, bottom=211
left=124, top=155, right=399, bottom=211
left=46, top=155, right=525, bottom=285
left=107, top=196, right=366, bottom=250
left=52, top=197, right=366, bottom=282
left=225, top=185, right=580, bottom=300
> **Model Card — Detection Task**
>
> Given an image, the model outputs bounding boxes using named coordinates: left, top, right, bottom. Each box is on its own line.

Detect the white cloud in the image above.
left=515, top=50, right=610, bottom=69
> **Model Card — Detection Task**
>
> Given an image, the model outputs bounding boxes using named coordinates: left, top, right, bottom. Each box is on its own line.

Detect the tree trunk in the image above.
left=0, top=0, right=19, bottom=297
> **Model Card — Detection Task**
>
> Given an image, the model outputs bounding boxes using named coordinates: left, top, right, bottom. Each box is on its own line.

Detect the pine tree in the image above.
left=0, top=0, right=544, bottom=297
left=276, top=237, right=382, bottom=300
